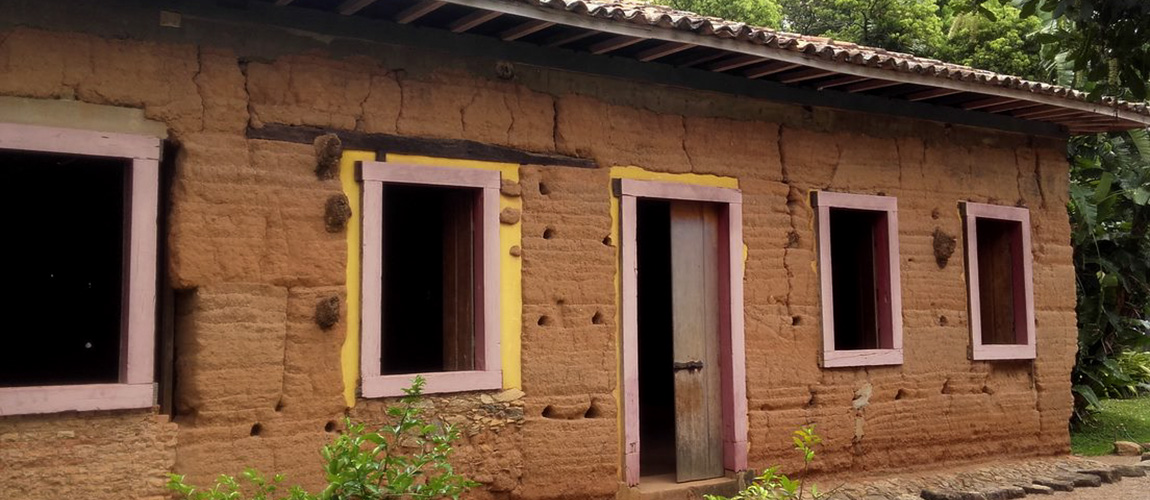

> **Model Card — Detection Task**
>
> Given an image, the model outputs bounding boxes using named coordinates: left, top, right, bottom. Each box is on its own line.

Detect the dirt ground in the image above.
left=1058, top=455, right=1150, bottom=499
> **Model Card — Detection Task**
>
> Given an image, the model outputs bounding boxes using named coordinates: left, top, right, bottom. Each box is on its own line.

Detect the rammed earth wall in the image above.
left=0, top=1, right=1075, bottom=499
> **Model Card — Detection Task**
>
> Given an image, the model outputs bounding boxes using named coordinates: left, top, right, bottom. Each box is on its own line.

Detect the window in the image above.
left=813, top=191, right=903, bottom=368
left=961, top=202, right=1035, bottom=360
left=0, top=123, right=159, bottom=416
left=359, top=161, right=501, bottom=397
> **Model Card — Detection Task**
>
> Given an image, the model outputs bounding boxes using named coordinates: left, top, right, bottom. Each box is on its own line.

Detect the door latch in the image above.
left=672, top=360, right=704, bottom=372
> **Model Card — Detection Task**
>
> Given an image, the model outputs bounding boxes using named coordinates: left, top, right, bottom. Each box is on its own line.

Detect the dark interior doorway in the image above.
left=0, top=150, right=127, bottom=387
left=829, top=207, right=884, bottom=350
left=637, top=199, right=675, bottom=478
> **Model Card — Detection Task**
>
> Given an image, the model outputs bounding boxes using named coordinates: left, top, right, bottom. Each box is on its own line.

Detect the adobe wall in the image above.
left=0, top=4, right=1074, bottom=499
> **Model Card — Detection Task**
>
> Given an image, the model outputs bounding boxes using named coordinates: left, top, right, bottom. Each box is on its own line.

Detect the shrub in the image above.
left=705, top=426, right=832, bottom=500
left=168, top=376, right=477, bottom=500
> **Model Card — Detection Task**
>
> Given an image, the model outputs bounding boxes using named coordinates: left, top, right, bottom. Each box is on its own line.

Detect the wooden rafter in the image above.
left=776, top=68, right=837, bottom=84
left=744, top=61, right=800, bottom=79
left=274, top=0, right=294, bottom=5
left=449, top=10, right=502, bottom=33
left=816, top=75, right=869, bottom=90
left=1010, top=106, right=1064, bottom=119
left=501, top=20, right=555, bottom=41
left=395, top=0, right=447, bottom=24
left=706, top=54, right=765, bottom=73
left=338, top=0, right=378, bottom=15
left=844, top=79, right=902, bottom=93
left=961, top=96, right=1017, bottom=110
left=677, top=51, right=727, bottom=68
left=903, top=88, right=963, bottom=102
left=588, top=35, right=643, bottom=55
left=636, top=42, right=693, bottom=62
left=982, top=101, right=1043, bottom=114
left=543, top=29, right=597, bottom=48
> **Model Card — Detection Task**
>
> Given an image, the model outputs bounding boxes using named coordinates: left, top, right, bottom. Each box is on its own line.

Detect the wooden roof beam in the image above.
left=677, top=51, right=727, bottom=68
left=588, top=35, right=643, bottom=55
left=816, top=75, right=870, bottom=90
left=1011, top=106, right=1066, bottom=119
left=744, top=61, right=801, bottom=79
left=636, top=42, right=693, bottom=62
left=776, top=68, right=837, bottom=84
left=844, top=79, right=902, bottom=93
left=903, top=88, right=964, bottom=102
left=338, top=0, right=378, bottom=15
left=501, top=20, right=555, bottom=41
left=449, top=10, right=502, bottom=33
left=706, top=54, right=766, bottom=73
left=543, top=29, right=597, bottom=48
left=395, top=0, right=447, bottom=24
left=1016, top=108, right=1095, bottom=121
left=961, top=96, right=1017, bottom=110
left=982, top=101, right=1043, bottom=114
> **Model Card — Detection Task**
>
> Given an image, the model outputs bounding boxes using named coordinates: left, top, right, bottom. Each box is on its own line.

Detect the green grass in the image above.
left=1070, top=395, right=1150, bottom=456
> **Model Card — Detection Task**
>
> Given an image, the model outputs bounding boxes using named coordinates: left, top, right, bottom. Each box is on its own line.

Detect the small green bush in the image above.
left=705, top=426, right=832, bottom=500
left=168, top=376, right=477, bottom=500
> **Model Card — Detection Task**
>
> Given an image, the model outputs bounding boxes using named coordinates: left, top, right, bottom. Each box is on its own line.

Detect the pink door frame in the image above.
left=616, top=178, right=748, bottom=486
left=0, top=123, right=160, bottom=416
left=960, top=202, right=1036, bottom=361
left=357, top=161, right=503, bottom=397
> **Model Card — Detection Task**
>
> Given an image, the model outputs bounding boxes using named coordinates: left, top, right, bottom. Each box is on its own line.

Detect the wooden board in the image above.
left=670, top=201, right=724, bottom=483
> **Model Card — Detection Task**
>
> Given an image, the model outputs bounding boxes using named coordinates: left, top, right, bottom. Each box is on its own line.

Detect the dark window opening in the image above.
left=829, top=208, right=893, bottom=351
left=975, top=218, right=1024, bottom=345
left=0, top=150, right=126, bottom=387
left=380, top=183, right=478, bottom=375
left=636, top=199, right=676, bottom=478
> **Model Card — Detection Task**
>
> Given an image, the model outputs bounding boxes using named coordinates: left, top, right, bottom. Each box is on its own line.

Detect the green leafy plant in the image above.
left=705, top=426, right=831, bottom=500
left=168, top=376, right=477, bottom=500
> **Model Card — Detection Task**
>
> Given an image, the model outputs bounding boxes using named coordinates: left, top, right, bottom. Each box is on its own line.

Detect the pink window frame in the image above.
left=0, top=123, right=160, bottom=416
left=813, top=191, right=904, bottom=368
left=358, top=161, right=502, bottom=397
left=617, top=178, right=748, bottom=486
left=961, top=202, right=1036, bottom=361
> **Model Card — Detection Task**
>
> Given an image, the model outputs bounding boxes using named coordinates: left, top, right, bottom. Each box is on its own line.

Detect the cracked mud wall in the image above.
left=0, top=11, right=1074, bottom=500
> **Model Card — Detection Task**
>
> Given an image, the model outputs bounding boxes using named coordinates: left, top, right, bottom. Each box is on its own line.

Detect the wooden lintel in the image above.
left=776, top=68, right=837, bottom=84
left=844, top=79, right=902, bottom=93
left=706, top=54, right=765, bottom=73
left=395, top=0, right=447, bottom=24
left=501, top=20, right=555, bottom=41
left=744, top=61, right=800, bottom=79
left=904, top=88, right=964, bottom=102
left=589, top=35, right=643, bottom=55
left=543, top=29, right=597, bottom=48
left=248, top=124, right=597, bottom=168
left=961, top=96, right=1017, bottom=110
left=636, top=42, right=693, bottom=62
left=338, top=0, right=377, bottom=16
left=816, top=75, right=870, bottom=90
left=449, top=9, right=502, bottom=33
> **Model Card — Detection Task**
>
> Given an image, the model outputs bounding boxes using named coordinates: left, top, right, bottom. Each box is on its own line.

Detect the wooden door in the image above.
left=670, top=201, right=724, bottom=483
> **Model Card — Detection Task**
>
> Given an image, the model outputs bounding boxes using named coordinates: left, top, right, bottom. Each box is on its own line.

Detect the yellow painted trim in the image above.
left=383, top=154, right=523, bottom=391
left=340, top=150, right=375, bottom=408
left=607, top=166, right=739, bottom=479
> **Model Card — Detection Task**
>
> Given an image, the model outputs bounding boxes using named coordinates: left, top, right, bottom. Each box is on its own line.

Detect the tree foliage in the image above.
left=936, top=0, right=1043, bottom=79
left=779, top=0, right=947, bottom=56
left=665, top=0, right=783, bottom=28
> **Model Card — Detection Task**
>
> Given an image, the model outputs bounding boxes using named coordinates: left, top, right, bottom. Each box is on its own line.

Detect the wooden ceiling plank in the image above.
left=543, top=29, right=598, bottom=48
left=636, top=42, right=693, bottom=62
left=588, top=35, right=644, bottom=55
left=395, top=0, right=447, bottom=24
left=501, top=20, right=556, bottom=41
left=706, top=54, right=766, bottom=73
left=904, top=88, right=964, bottom=102
left=744, top=61, right=801, bottom=79
left=816, top=75, right=870, bottom=90
left=449, top=9, right=503, bottom=33
left=776, top=68, right=837, bottom=84
left=844, top=79, right=902, bottom=93
left=338, top=0, right=378, bottom=15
